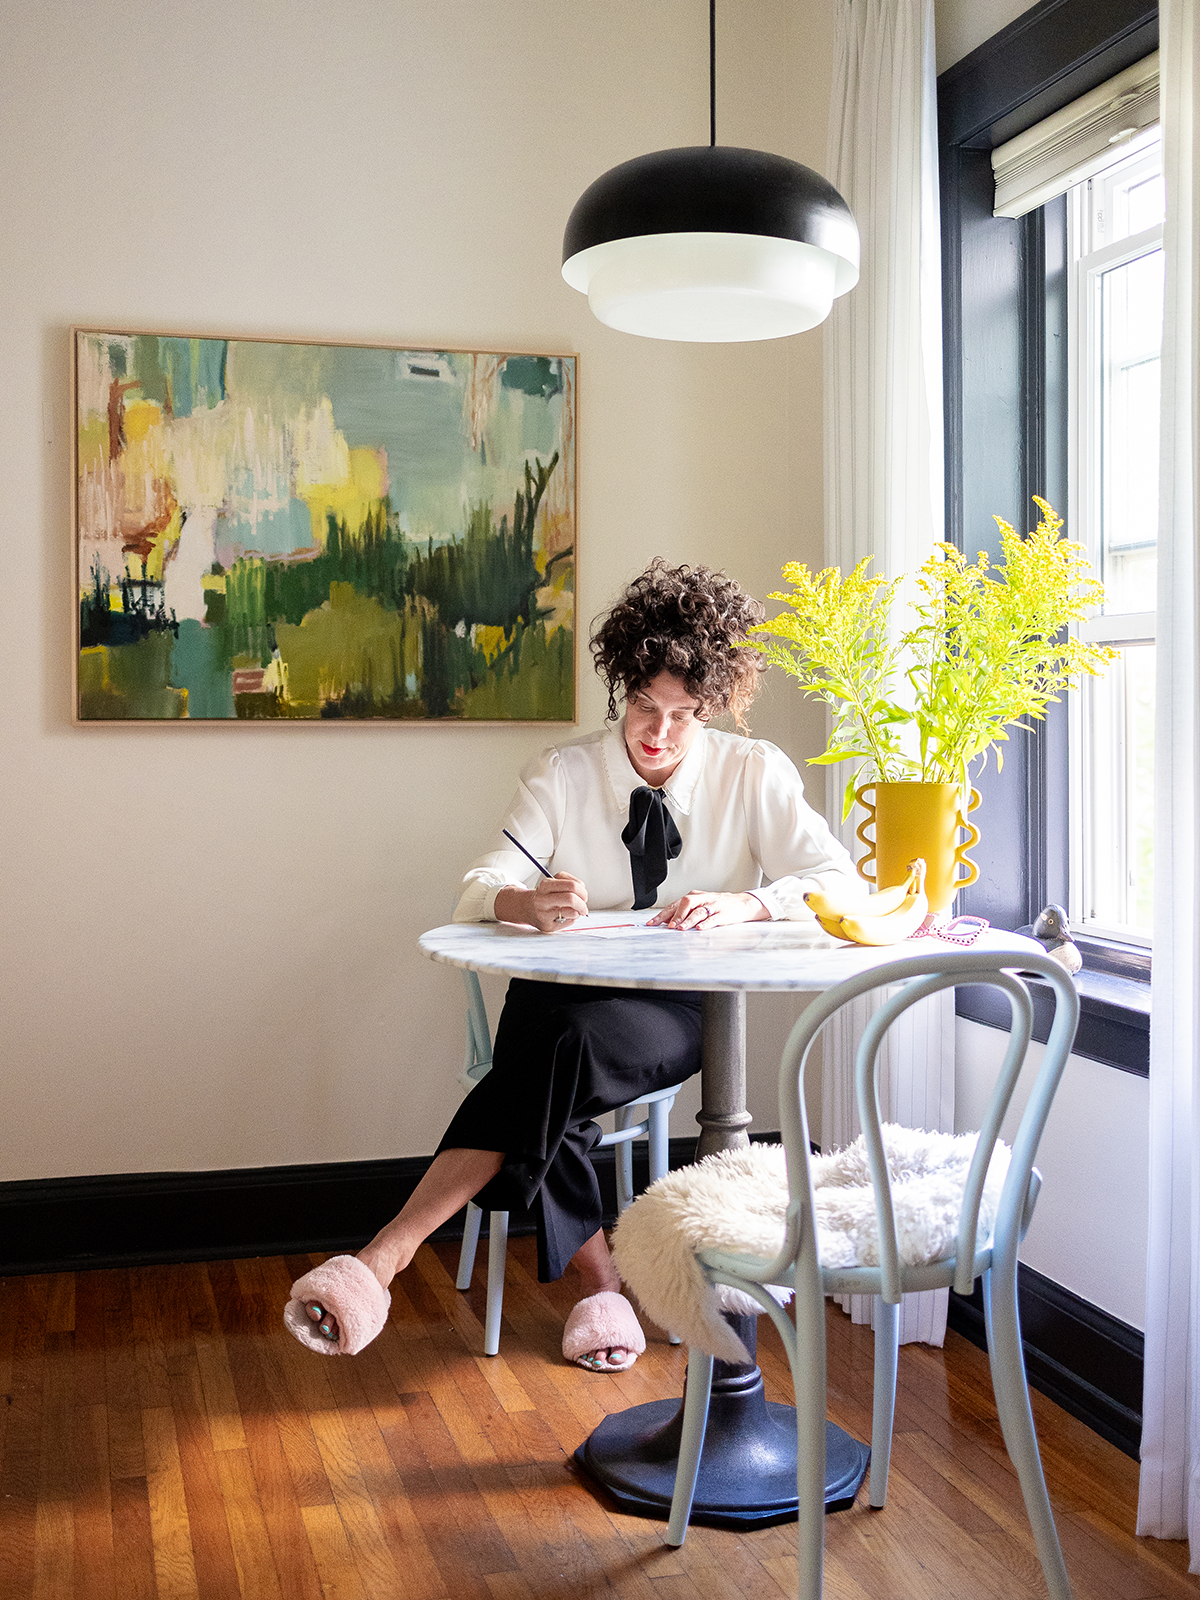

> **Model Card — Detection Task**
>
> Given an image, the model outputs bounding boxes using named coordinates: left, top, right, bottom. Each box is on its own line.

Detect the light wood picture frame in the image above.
left=73, top=329, right=577, bottom=722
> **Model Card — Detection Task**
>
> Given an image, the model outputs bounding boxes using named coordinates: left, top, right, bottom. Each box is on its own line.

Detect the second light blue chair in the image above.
left=454, top=968, right=681, bottom=1356
left=619, top=947, right=1079, bottom=1600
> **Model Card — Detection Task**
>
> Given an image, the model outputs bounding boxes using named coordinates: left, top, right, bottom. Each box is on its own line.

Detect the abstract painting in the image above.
left=74, top=331, right=576, bottom=721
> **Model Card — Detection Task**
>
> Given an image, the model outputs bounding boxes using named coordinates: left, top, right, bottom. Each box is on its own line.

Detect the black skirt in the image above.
left=437, top=978, right=703, bottom=1281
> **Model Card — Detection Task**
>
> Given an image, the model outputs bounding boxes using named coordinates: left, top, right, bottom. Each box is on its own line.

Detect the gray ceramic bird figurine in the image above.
left=1032, top=904, right=1083, bottom=973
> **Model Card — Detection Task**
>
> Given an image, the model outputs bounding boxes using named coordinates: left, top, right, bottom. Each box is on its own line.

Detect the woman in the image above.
left=284, top=560, right=859, bottom=1370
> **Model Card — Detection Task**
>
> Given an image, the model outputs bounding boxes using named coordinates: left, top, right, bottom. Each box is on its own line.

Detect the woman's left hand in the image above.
left=648, top=891, right=770, bottom=931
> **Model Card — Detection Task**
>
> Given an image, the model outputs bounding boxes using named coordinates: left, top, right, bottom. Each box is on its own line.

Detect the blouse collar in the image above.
left=601, top=719, right=708, bottom=817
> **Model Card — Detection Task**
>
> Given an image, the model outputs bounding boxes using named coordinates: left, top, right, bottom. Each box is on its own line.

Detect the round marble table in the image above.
left=418, top=915, right=1044, bottom=1527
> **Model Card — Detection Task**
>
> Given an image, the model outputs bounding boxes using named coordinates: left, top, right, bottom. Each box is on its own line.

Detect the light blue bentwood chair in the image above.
left=454, top=968, right=682, bottom=1356
left=636, top=947, right=1078, bottom=1600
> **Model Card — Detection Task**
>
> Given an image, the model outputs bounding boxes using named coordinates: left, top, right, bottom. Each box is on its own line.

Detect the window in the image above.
left=1068, top=137, right=1163, bottom=944
left=939, top=0, right=1158, bottom=1073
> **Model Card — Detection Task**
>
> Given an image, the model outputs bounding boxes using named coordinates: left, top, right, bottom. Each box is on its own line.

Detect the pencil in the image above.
left=502, top=827, right=553, bottom=880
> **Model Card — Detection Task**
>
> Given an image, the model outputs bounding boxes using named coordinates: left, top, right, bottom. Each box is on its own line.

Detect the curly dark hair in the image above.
left=590, top=559, right=765, bottom=730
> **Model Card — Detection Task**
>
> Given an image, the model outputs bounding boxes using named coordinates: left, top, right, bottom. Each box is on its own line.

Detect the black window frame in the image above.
left=938, top=0, right=1158, bottom=1076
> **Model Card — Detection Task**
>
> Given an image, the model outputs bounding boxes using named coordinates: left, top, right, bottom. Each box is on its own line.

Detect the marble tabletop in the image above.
left=418, top=912, right=1045, bottom=993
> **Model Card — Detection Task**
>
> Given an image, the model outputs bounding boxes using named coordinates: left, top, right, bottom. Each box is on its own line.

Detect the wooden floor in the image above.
left=1, top=1237, right=1195, bottom=1600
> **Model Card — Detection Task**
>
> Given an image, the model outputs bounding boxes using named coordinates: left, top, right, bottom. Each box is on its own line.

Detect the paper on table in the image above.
left=558, top=910, right=676, bottom=938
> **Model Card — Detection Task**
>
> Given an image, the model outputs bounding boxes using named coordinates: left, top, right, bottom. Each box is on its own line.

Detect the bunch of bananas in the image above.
left=805, top=858, right=929, bottom=946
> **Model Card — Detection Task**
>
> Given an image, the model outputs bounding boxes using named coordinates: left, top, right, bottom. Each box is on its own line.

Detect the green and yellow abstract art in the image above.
left=74, top=331, right=576, bottom=721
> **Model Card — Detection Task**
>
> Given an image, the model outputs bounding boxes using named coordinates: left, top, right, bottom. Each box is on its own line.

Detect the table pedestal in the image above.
left=574, top=1315, right=870, bottom=1529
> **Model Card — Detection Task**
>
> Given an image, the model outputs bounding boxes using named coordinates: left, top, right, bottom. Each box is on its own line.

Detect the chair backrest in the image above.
left=770, top=948, right=1080, bottom=1301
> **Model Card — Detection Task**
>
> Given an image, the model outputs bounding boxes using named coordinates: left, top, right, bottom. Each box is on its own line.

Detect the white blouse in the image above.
left=453, top=722, right=860, bottom=924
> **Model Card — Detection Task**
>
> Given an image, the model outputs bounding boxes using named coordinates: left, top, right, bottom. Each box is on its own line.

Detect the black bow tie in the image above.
left=621, top=786, right=682, bottom=910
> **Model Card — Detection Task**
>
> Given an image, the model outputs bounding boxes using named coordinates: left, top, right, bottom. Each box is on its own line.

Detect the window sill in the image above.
left=956, top=957, right=1149, bottom=1077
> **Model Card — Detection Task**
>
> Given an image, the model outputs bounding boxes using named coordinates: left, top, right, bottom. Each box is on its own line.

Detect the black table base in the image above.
left=574, top=1315, right=870, bottom=1530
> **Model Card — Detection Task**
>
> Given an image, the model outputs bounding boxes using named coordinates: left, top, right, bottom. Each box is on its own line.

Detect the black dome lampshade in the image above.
left=561, top=4, right=859, bottom=342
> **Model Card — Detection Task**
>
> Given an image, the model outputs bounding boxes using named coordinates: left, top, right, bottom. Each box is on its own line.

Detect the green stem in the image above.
left=821, top=626, right=898, bottom=781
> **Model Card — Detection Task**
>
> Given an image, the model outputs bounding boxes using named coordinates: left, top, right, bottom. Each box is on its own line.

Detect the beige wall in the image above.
left=956, top=1022, right=1149, bottom=1328
left=0, top=0, right=833, bottom=1181
left=935, top=0, right=1037, bottom=73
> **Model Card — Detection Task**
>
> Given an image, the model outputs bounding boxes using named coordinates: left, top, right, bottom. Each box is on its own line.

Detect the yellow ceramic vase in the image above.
left=854, top=781, right=981, bottom=915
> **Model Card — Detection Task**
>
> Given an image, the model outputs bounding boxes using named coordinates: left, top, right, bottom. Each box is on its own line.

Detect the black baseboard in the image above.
left=1, top=1144, right=1143, bottom=1460
left=948, top=1262, right=1143, bottom=1459
left=0, top=1137, right=706, bottom=1279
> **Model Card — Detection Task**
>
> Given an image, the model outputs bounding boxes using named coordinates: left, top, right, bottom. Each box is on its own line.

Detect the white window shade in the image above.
left=992, top=53, right=1159, bottom=219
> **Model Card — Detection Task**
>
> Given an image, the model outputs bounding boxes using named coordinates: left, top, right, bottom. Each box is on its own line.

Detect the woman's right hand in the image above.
left=494, top=873, right=588, bottom=933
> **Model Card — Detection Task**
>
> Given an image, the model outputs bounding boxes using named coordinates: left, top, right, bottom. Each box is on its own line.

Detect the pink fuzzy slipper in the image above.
left=562, top=1290, right=646, bottom=1372
left=283, top=1255, right=391, bottom=1356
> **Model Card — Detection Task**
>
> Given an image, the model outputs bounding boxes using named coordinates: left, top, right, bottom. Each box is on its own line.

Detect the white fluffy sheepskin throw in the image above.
left=612, top=1125, right=1010, bottom=1365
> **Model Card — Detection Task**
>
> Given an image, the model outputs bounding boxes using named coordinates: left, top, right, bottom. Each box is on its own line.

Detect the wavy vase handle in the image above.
left=854, top=784, right=877, bottom=885
left=953, top=786, right=982, bottom=889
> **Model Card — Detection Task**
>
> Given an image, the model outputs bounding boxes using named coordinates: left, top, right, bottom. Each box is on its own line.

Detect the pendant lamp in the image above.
left=562, top=2, right=859, bottom=342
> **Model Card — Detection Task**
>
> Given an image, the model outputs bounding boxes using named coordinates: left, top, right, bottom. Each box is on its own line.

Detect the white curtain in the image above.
left=1138, top=0, right=1200, bottom=1568
left=822, top=0, right=951, bottom=1344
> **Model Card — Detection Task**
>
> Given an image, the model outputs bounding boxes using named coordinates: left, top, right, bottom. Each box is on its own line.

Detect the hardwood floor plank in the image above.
left=69, top=1273, right=106, bottom=1408
left=484, top=1574, right=538, bottom=1600
left=975, top=1527, right=1066, bottom=1594
left=184, top=1267, right=247, bottom=1456
left=0, top=1279, right=48, bottom=1600
left=168, top=1358, right=244, bottom=1598
left=26, top=1287, right=74, bottom=1600
left=0, top=1275, right=17, bottom=1469
left=308, top=1397, right=409, bottom=1600
left=141, top=1404, right=200, bottom=1600
left=903, top=1427, right=1151, bottom=1600
left=214, top=1446, right=284, bottom=1599
left=109, top=1476, right=157, bottom=1600
left=211, top=1285, right=327, bottom=1600
left=32, top=1497, right=74, bottom=1600
left=321, top=1343, right=456, bottom=1599
left=367, top=1382, right=463, bottom=1599
left=885, top=1426, right=1005, bottom=1538
left=1070, top=1508, right=1200, bottom=1600
left=820, top=1544, right=894, bottom=1600
left=669, top=1520, right=793, bottom=1600
left=129, top=1270, right=173, bottom=1414
left=627, top=1574, right=705, bottom=1599
left=640, top=1516, right=752, bottom=1593
left=254, top=1333, right=339, bottom=1509
left=300, top=1500, right=371, bottom=1600
left=759, top=1555, right=808, bottom=1600
left=399, top=1386, right=520, bottom=1581
left=39, top=1331, right=75, bottom=1504
left=71, top=1402, right=115, bottom=1600
left=45, top=1274, right=76, bottom=1336
left=101, top=1272, right=146, bottom=1483
left=841, top=1462, right=1043, bottom=1600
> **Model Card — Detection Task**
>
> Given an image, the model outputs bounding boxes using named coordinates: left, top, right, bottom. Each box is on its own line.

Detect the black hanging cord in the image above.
left=709, top=0, right=717, bottom=145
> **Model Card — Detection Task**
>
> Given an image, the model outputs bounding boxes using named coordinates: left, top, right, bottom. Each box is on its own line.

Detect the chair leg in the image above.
left=786, top=1275, right=828, bottom=1600
left=869, top=1296, right=900, bottom=1507
left=647, top=1099, right=682, bottom=1344
left=617, top=1139, right=634, bottom=1214
left=612, top=1106, right=634, bottom=1213
left=457, top=1200, right=483, bottom=1290
left=983, top=1270, right=1073, bottom=1600
left=483, top=1211, right=509, bottom=1357
left=665, top=1348, right=714, bottom=1546
left=648, top=1096, right=672, bottom=1183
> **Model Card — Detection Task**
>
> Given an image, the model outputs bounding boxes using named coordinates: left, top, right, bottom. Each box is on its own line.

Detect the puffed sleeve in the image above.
left=741, top=741, right=864, bottom=921
left=452, top=745, right=569, bottom=922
